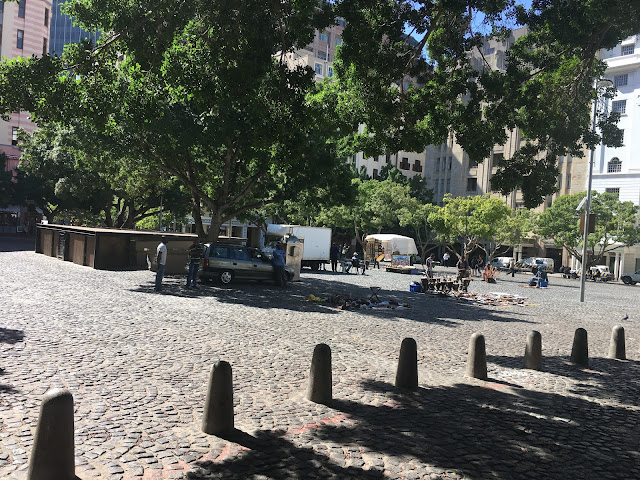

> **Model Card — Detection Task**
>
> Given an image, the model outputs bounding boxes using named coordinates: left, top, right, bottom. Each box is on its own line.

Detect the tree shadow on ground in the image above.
left=317, top=376, right=639, bottom=480
left=487, top=354, right=640, bottom=409
left=0, top=236, right=35, bottom=252
left=192, top=428, right=385, bottom=479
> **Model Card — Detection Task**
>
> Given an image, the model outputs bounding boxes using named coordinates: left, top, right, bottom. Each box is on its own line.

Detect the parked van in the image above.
left=490, top=257, right=514, bottom=271
left=516, top=257, right=555, bottom=273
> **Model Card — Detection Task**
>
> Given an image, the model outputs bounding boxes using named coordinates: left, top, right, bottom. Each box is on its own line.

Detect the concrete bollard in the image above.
left=466, top=333, right=487, bottom=380
left=202, top=361, right=234, bottom=436
left=27, top=388, right=75, bottom=480
left=608, top=325, right=626, bottom=360
left=570, top=328, right=589, bottom=367
left=523, top=330, right=542, bottom=370
left=307, top=343, right=332, bottom=404
left=395, top=338, right=418, bottom=390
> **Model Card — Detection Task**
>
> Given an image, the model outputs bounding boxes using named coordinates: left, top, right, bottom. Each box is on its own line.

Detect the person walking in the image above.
left=456, top=255, right=469, bottom=281
left=186, top=239, right=203, bottom=288
left=330, top=243, right=340, bottom=272
left=272, top=243, right=287, bottom=287
left=509, top=258, right=516, bottom=277
left=426, top=253, right=435, bottom=278
left=442, top=251, right=450, bottom=267
left=155, top=236, right=168, bottom=292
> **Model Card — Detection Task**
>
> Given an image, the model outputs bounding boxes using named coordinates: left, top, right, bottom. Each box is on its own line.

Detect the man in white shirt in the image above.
left=443, top=251, right=450, bottom=267
left=155, top=236, right=168, bottom=292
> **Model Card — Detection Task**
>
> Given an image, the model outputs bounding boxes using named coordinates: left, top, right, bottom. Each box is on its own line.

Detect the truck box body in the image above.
left=265, top=224, right=331, bottom=270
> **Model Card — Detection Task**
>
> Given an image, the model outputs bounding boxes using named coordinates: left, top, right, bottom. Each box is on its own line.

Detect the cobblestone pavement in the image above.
left=1, top=237, right=639, bottom=480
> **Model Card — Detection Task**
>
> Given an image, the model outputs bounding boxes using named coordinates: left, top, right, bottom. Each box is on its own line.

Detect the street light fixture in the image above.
left=579, top=78, right=613, bottom=302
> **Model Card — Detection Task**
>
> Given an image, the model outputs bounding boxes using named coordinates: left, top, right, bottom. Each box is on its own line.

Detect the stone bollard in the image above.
left=307, top=343, right=332, bottom=404
left=28, top=388, right=75, bottom=480
left=523, top=330, right=542, bottom=370
left=466, top=333, right=487, bottom=380
left=570, top=328, right=589, bottom=367
left=395, top=338, right=418, bottom=390
left=608, top=325, right=626, bottom=360
left=202, top=361, right=234, bottom=436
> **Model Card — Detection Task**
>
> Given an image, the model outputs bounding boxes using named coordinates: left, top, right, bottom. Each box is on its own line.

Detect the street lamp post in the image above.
left=579, top=78, right=613, bottom=302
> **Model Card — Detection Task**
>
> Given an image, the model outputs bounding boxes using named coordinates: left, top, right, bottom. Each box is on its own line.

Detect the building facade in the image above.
left=0, top=0, right=51, bottom=232
left=48, top=0, right=99, bottom=56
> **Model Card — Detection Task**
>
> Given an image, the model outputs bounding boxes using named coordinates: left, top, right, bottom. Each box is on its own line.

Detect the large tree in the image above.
left=427, top=194, right=527, bottom=261
left=0, top=0, right=349, bottom=241
left=537, top=192, right=640, bottom=267
left=328, top=0, right=635, bottom=207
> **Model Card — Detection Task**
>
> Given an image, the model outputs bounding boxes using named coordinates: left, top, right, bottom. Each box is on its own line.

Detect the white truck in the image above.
left=264, top=224, right=332, bottom=271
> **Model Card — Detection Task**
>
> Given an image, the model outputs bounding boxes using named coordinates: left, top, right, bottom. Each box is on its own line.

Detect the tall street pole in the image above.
left=580, top=78, right=613, bottom=302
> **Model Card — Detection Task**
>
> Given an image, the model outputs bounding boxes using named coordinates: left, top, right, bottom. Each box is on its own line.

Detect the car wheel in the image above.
left=218, top=270, right=233, bottom=285
left=621, top=276, right=631, bottom=285
left=310, top=262, right=320, bottom=271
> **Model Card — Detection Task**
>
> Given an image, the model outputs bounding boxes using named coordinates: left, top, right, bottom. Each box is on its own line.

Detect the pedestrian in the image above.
left=475, top=256, right=483, bottom=277
left=442, top=251, right=450, bottom=267
left=456, top=255, right=469, bottom=281
left=272, top=243, right=287, bottom=287
left=186, top=239, right=203, bottom=288
left=509, top=258, right=516, bottom=277
left=330, top=243, right=340, bottom=272
left=426, top=253, right=435, bottom=278
left=155, top=236, right=168, bottom=292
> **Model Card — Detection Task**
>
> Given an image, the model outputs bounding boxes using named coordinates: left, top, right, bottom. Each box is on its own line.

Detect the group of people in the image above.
left=330, top=243, right=366, bottom=274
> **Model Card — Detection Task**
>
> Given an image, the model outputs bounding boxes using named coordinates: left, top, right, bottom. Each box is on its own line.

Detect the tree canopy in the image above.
left=537, top=191, right=640, bottom=267
left=328, top=0, right=636, bottom=207
left=0, top=0, right=350, bottom=240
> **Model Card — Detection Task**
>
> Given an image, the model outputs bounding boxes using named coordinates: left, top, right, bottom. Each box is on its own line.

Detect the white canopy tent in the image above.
left=364, top=234, right=418, bottom=255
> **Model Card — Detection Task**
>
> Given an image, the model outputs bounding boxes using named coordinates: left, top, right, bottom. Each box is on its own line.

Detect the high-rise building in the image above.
left=48, top=0, right=99, bottom=56
left=0, top=0, right=51, bottom=232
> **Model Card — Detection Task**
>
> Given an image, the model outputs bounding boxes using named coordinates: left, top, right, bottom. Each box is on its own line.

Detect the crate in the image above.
left=410, top=284, right=423, bottom=293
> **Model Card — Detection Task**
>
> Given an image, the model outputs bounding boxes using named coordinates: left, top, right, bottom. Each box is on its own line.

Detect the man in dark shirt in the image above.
left=186, top=239, right=203, bottom=288
left=456, top=256, right=469, bottom=281
left=272, top=243, right=287, bottom=287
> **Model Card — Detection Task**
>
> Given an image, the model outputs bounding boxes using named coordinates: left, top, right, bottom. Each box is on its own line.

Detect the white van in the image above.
left=490, top=257, right=514, bottom=271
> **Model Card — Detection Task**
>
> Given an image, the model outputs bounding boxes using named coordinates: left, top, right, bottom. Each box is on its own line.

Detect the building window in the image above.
left=493, top=152, right=504, bottom=166
left=304, top=45, right=314, bottom=52
left=17, top=30, right=24, bottom=49
left=440, top=179, right=444, bottom=194
left=372, top=169, right=378, bottom=179
left=385, top=154, right=391, bottom=163
left=43, top=37, right=47, bottom=55
left=621, top=44, right=634, bottom=56
left=557, top=174, right=562, bottom=189
left=12, top=127, right=19, bottom=145
left=318, top=31, right=330, bottom=43
left=44, top=7, right=49, bottom=26
left=605, top=187, right=620, bottom=198
left=412, top=160, right=422, bottom=172
left=607, top=157, right=622, bottom=173
left=314, top=63, right=323, bottom=76
left=317, top=50, right=327, bottom=60
left=566, top=173, right=571, bottom=189
left=337, top=17, right=346, bottom=27
left=448, top=156, right=452, bottom=170
left=327, top=66, right=333, bottom=77
left=335, top=36, right=343, bottom=47
left=466, top=178, right=477, bottom=192
left=18, top=0, right=26, bottom=18
left=614, top=74, right=628, bottom=87
left=446, top=179, right=451, bottom=193
left=374, top=155, right=379, bottom=162
left=612, top=100, right=627, bottom=114
left=435, top=158, right=440, bottom=172
left=400, top=157, right=409, bottom=170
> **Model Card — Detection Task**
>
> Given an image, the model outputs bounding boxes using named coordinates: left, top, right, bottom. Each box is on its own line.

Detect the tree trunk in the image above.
left=191, top=197, right=206, bottom=240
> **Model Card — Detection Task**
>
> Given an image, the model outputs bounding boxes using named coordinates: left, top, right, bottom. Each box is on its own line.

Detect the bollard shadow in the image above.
left=487, top=354, right=640, bottom=408
left=316, top=378, right=639, bottom=479
left=194, top=428, right=385, bottom=479
left=0, top=327, right=24, bottom=344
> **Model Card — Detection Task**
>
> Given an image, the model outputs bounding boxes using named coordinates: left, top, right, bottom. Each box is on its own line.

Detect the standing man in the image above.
left=155, top=236, right=168, bottom=292
left=509, top=258, right=516, bottom=277
left=456, top=255, right=469, bottom=281
left=426, top=253, right=435, bottom=278
left=186, top=239, right=203, bottom=288
left=330, top=243, right=340, bottom=272
left=272, top=243, right=287, bottom=287
left=443, top=251, right=450, bottom=267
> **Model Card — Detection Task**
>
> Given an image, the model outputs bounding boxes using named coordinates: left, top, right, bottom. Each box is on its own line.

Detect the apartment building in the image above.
left=0, top=0, right=51, bottom=232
